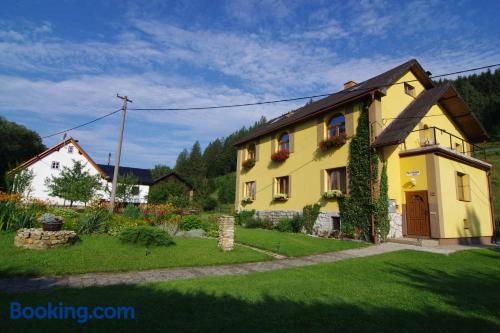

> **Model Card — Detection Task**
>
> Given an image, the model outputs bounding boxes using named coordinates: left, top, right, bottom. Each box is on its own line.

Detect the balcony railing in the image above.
left=403, top=126, right=486, bottom=160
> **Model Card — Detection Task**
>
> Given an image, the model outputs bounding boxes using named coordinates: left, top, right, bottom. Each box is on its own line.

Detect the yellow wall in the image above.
left=435, top=156, right=493, bottom=238
left=399, top=155, right=429, bottom=196
left=236, top=103, right=361, bottom=212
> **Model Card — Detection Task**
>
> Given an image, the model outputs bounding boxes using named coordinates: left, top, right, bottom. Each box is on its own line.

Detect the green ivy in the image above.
left=303, top=204, right=321, bottom=234
left=376, top=163, right=390, bottom=241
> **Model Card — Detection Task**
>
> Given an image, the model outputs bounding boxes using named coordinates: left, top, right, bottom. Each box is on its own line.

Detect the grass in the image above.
left=0, top=232, right=270, bottom=277
left=0, top=248, right=498, bottom=332
left=235, top=226, right=366, bottom=256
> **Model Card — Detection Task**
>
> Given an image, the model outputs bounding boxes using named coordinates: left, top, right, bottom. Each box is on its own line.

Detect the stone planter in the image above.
left=42, top=222, right=63, bottom=232
left=14, top=228, right=77, bottom=250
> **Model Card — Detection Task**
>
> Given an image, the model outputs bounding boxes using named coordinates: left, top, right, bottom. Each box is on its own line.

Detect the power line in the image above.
left=40, top=62, right=500, bottom=138
left=129, top=63, right=500, bottom=111
left=41, top=109, right=122, bottom=139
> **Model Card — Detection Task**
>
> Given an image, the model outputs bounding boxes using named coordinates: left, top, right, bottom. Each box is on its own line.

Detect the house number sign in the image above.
left=406, top=170, right=420, bottom=176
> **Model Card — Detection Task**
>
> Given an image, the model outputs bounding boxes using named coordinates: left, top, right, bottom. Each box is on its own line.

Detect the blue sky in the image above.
left=1, top=0, right=499, bottom=168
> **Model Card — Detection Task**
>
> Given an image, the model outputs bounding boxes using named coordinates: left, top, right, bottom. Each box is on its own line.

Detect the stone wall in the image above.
left=254, top=210, right=339, bottom=236
left=218, top=215, right=234, bottom=251
left=387, top=200, right=403, bottom=238
left=14, top=228, right=77, bottom=250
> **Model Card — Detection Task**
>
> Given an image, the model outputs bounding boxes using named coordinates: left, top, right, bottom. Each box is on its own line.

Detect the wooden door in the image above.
left=405, top=191, right=430, bottom=237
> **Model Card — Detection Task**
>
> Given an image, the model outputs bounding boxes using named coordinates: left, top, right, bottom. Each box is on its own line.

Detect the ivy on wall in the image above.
left=339, top=99, right=390, bottom=242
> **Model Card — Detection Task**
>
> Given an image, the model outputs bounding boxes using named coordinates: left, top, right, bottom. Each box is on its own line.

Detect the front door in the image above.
left=405, top=191, right=430, bottom=238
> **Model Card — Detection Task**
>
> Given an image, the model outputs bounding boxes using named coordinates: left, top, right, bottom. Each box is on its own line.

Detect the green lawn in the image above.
left=235, top=226, right=367, bottom=256
left=1, top=248, right=498, bottom=332
left=0, top=232, right=271, bottom=277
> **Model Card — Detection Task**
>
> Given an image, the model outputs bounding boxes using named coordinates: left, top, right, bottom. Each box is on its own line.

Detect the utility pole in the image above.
left=109, top=94, right=132, bottom=212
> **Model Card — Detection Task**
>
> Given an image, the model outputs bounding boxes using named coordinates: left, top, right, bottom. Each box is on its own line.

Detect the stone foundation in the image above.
left=388, top=200, right=403, bottom=238
left=218, top=215, right=234, bottom=251
left=254, top=210, right=339, bottom=236
left=14, top=228, right=78, bottom=250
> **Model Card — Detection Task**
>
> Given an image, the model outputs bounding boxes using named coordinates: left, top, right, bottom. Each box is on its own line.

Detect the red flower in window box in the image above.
left=319, top=134, right=347, bottom=151
left=271, top=150, right=289, bottom=162
left=242, top=159, right=256, bottom=169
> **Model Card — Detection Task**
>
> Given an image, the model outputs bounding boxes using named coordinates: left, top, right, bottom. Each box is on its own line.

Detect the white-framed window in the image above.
left=51, top=161, right=60, bottom=170
left=245, top=181, right=256, bottom=199
left=68, top=146, right=74, bottom=154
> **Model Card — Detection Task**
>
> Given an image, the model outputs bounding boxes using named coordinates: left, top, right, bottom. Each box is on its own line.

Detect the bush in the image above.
left=180, top=215, right=202, bottom=231
left=275, top=218, right=294, bottom=232
left=201, top=214, right=219, bottom=237
left=123, top=204, right=141, bottom=219
left=245, top=217, right=273, bottom=229
left=119, top=226, right=175, bottom=247
left=303, top=204, right=321, bottom=234
left=107, top=215, right=146, bottom=236
left=235, top=210, right=255, bottom=226
left=77, top=209, right=111, bottom=234
left=202, top=197, right=218, bottom=211
left=49, top=207, right=79, bottom=219
left=290, top=215, right=304, bottom=233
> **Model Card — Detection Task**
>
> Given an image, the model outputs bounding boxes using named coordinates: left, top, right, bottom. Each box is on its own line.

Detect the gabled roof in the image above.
left=234, top=59, right=434, bottom=146
left=152, top=172, right=194, bottom=189
left=372, top=83, right=488, bottom=147
left=97, top=164, right=155, bottom=186
left=11, top=137, right=106, bottom=177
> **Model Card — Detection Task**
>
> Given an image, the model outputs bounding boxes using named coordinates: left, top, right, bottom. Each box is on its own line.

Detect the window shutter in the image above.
left=345, top=106, right=354, bottom=137
left=317, top=117, right=324, bottom=145
left=455, top=172, right=460, bottom=200
left=271, top=135, right=276, bottom=155
left=289, top=128, right=295, bottom=153
left=320, top=170, right=325, bottom=195
left=272, top=178, right=276, bottom=198
left=255, top=140, right=260, bottom=161
left=288, top=175, right=292, bottom=198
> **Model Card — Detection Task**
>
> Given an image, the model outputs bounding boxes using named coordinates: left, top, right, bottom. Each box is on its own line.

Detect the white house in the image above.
left=11, top=137, right=152, bottom=205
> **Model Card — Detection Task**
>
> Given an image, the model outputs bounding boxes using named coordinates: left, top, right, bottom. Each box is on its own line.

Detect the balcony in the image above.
left=402, top=126, right=486, bottom=161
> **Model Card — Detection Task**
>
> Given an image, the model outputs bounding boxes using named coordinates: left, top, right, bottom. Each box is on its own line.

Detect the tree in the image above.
left=0, top=117, right=45, bottom=191
left=174, top=149, right=190, bottom=177
left=151, top=164, right=172, bottom=180
left=147, top=180, right=186, bottom=204
left=45, top=161, right=102, bottom=206
left=115, top=173, right=140, bottom=204
left=185, top=141, right=206, bottom=188
left=7, top=169, right=34, bottom=197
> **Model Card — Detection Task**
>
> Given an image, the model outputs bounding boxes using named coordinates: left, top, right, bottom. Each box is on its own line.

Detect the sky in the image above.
left=1, top=0, right=499, bottom=169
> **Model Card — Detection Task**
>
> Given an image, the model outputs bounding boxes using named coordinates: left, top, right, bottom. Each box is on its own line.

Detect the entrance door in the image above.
left=405, top=191, right=430, bottom=238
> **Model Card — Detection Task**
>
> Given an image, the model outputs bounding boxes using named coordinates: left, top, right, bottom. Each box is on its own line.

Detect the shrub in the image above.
left=77, top=209, right=111, bottom=234
left=275, top=218, right=294, bottom=232
left=245, top=217, right=273, bottom=229
left=180, top=215, right=202, bottom=231
left=303, top=204, right=321, bottom=234
left=119, top=226, right=175, bottom=247
left=123, top=204, right=141, bottom=219
left=202, top=197, right=218, bottom=211
left=290, top=215, right=304, bottom=233
left=49, top=207, right=79, bottom=219
left=0, top=198, right=45, bottom=231
left=107, top=215, right=146, bottom=236
left=201, top=214, right=219, bottom=237
left=235, top=210, right=255, bottom=226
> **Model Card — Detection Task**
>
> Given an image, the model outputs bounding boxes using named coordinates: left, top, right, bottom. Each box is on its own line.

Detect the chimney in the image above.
left=107, top=153, right=111, bottom=166
left=344, top=80, right=357, bottom=90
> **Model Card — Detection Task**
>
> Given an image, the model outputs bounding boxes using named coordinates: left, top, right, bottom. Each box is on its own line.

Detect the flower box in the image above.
left=322, top=190, right=344, bottom=200
left=242, top=159, right=256, bottom=169
left=271, top=150, right=289, bottom=162
left=319, top=134, right=347, bottom=151
left=273, top=193, right=288, bottom=201
left=241, top=196, right=254, bottom=203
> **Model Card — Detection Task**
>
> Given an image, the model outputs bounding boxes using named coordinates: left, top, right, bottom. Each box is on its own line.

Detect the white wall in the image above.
left=24, top=142, right=149, bottom=206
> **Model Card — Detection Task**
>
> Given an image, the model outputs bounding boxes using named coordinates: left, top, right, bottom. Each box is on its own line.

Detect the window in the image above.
left=404, top=83, right=415, bottom=97
left=247, top=143, right=256, bottom=160
left=51, top=161, right=60, bottom=170
left=421, top=125, right=435, bottom=146
left=278, top=132, right=289, bottom=152
left=456, top=172, right=471, bottom=201
left=327, top=168, right=347, bottom=192
left=276, top=176, right=289, bottom=195
left=67, top=146, right=74, bottom=154
left=327, top=114, right=346, bottom=139
left=245, top=181, right=256, bottom=199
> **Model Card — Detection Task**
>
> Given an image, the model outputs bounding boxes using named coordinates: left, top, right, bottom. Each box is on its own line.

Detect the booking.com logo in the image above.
left=10, top=302, right=135, bottom=324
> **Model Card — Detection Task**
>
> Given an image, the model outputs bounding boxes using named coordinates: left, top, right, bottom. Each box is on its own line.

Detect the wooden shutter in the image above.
left=272, top=177, right=276, bottom=198
left=255, top=140, right=260, bottom=161
left=288, top=128, right=295, bottom=153
left=455, top=172, right=462, bottom=201
left=345, top=106, right=354, bottom=137
left=288, top=175, right=292, bottom=198
left=271, top=134, right=276, bottom=155
left=317, top=117, right=324, bottom=145
left=340, top=168, right=347, bottom=193
left=320, top=170, right=325, bottom=195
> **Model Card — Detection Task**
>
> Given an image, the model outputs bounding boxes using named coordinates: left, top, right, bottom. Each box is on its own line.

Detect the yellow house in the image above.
left=234, top=59, right=495, bottom=245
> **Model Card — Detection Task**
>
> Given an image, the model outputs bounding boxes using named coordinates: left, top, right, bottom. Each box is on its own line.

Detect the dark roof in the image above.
left=234, top=59, right=434, bottom=146
left=97, top=164, right=154, bottom=186
left=152, top=172, right=194, bottom=189
left=372, top=83, right=488, bottom=147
